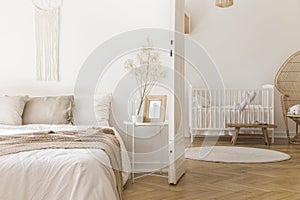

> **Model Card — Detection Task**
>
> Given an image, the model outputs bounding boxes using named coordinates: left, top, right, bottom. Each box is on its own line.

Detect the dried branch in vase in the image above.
left=124, top=38, right=167, bottom=115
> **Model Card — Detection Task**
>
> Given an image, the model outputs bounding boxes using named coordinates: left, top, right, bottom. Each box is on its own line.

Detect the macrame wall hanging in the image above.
left=33, top=0, right=63, bottom=81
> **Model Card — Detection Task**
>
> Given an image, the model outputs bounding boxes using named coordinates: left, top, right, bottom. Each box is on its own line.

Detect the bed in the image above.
left=189, top=85, right=275, bottom=142
left=0, top=95, right=130, bottom=200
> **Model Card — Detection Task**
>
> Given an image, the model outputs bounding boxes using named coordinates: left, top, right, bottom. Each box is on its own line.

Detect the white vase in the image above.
left=131, top=94, right=144, bottom=123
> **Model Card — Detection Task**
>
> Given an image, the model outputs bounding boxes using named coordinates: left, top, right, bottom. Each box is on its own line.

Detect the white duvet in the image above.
left=0, top=125, right=130, bottom=200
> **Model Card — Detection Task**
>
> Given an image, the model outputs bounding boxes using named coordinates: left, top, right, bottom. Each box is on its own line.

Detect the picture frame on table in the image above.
left=143, top=95, right=167, bottom=122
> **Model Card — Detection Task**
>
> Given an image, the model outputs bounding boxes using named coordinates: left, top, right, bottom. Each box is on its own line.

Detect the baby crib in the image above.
left=189, top=85, right=275, bottom=143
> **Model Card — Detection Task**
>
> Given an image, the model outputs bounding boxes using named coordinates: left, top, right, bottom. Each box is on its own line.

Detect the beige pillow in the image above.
left=0, top=96, right=27, bottom=125
left=23, top=96, right=73, bottom=125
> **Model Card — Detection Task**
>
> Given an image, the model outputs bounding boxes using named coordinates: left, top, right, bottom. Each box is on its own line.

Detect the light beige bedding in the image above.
left=0, top=125, right=130, bottom=200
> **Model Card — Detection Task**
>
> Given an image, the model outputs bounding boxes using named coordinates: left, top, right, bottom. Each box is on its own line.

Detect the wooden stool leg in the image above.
left=231, top=128, right=240, bottom=145
left=262, top=128, right=270, bottom=146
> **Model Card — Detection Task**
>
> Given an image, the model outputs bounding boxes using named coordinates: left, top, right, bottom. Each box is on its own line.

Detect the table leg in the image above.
left=159, top=125, right=163, bottom=174
left=132, top=124, right=135, bottom=183
left=231, top=128, right=240, bottom=145
left=262, top=128, right=270, bottom=146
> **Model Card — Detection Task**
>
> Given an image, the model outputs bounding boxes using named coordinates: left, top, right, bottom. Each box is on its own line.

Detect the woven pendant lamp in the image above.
left=216, top=0, right=233, bottom=8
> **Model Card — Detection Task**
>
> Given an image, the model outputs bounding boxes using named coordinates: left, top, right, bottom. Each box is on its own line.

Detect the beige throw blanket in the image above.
left=0, top=127, right=122, bottom=200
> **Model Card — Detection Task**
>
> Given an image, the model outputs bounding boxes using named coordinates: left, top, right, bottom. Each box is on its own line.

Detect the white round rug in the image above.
left=185, top=146, right=291, bottom=163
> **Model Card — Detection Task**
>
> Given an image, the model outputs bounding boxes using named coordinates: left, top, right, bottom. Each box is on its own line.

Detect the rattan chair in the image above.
left=275, top=51, right=300, bottom=143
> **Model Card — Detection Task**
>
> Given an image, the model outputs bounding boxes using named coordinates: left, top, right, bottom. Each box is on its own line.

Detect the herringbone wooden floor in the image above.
left=123, top=137, right=300, bottom=200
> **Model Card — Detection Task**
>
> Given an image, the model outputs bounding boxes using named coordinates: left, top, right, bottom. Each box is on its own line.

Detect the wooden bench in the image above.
left=225, top=123, right=277, bottom=145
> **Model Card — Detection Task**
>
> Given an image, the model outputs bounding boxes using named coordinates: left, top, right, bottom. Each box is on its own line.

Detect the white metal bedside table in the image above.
left=123, top=121, right=168, bottom=183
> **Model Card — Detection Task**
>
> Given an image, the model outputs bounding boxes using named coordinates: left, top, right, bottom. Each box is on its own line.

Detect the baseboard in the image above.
left=274, top=131, right=289, bottom=138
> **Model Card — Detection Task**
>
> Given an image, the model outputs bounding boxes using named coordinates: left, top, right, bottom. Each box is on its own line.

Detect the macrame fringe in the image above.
left=35, top=6, right=59, bottom=81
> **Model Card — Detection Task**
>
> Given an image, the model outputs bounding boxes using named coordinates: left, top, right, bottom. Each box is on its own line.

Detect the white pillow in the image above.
left=73, top=93, right=112, bottom=126
left=94, top=93, right=112, bottom=126
left=288, top=104, right=300, bottom=115
left=0, top=96, right=27, bottom=125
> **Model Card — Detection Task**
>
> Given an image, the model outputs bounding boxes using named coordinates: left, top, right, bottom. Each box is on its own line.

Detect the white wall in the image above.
left=185, top=0, right=300, bottom=135
left=0, top=0, right=173, bottom=171
left=0, top=0, right=171, bottom=95
left=2, top=1, right=297, bottom=139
